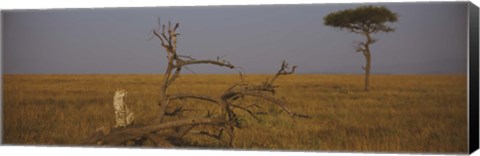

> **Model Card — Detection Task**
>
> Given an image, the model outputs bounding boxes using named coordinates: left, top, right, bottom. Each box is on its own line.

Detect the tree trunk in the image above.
left=363, top=32, right=373, bottom=92
left=364, top=52, right=370, bottom=91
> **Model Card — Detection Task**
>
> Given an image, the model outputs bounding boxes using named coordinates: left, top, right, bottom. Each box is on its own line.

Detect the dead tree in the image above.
left=84, top=20, right=309, bottom=147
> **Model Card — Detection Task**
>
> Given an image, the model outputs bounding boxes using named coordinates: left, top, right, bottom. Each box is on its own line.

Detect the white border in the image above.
left=0, top=0, right=479, bottom=156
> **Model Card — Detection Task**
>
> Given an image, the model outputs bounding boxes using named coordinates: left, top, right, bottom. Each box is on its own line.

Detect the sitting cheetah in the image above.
left=113, top=88, right=134, bottom=128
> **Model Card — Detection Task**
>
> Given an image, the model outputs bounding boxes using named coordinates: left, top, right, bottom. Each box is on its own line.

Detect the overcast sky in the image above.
left=1, top=2, right=469, bottom=74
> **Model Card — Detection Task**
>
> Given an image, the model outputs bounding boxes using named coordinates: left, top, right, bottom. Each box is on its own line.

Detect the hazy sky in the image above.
left=1, top=2, right=469, bottom=74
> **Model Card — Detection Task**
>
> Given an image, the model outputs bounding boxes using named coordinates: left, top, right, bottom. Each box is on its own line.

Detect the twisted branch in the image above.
left=85, top=20, right=309, bottom=148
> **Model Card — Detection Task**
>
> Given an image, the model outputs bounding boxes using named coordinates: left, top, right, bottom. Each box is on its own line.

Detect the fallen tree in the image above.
left=84, top=20, right=309, bottom=147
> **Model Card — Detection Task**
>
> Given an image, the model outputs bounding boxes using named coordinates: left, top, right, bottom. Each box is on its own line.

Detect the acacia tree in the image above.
left=84, top=20, right=308, bottom=147
left=324, top=5, right=397, bottom=91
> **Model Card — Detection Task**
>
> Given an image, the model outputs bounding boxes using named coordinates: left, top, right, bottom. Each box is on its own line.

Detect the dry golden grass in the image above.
left=2, top=74, right=467, bottom=153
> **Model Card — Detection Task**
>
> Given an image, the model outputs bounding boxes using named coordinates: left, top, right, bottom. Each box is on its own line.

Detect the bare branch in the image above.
left=168, top=21, right=172, bottom=34
left=292, top=112, right=312, bottom=119
left=183, top=66, right=197, bottom=74
left=165, top=106, right=197, bottom=117
left=230, top=104, right=262, bottom=122
left=169, top=93, right=219, bottom=104
left=166, top=66, right=182, bottom=87
left=177, top=55, right=196, bottom=60
left=152, top=30, right=167, bottom=48
left=173, top=23, right=180, bottom=32
left=88, top=118, right=226, bottom=145
left=239, top=92, right=295, bottom=120
left=175, top=59, right=235, bottom=69
left=270, top=60, right=297, bottom=84
left=245, top=103, right=262, bottom=109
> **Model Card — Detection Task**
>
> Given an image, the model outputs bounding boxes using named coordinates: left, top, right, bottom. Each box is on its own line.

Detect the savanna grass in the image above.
left=2, top=74, right=467, bottom=153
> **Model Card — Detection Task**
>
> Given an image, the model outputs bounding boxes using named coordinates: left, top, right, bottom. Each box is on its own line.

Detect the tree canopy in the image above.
left=324, top=5, right=398, bottom=91
left=324, top=5, right=398, bottom=34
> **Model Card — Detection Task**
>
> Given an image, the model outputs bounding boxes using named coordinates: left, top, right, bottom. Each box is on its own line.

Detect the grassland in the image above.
left=2, top=74, right=468, bottom=153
